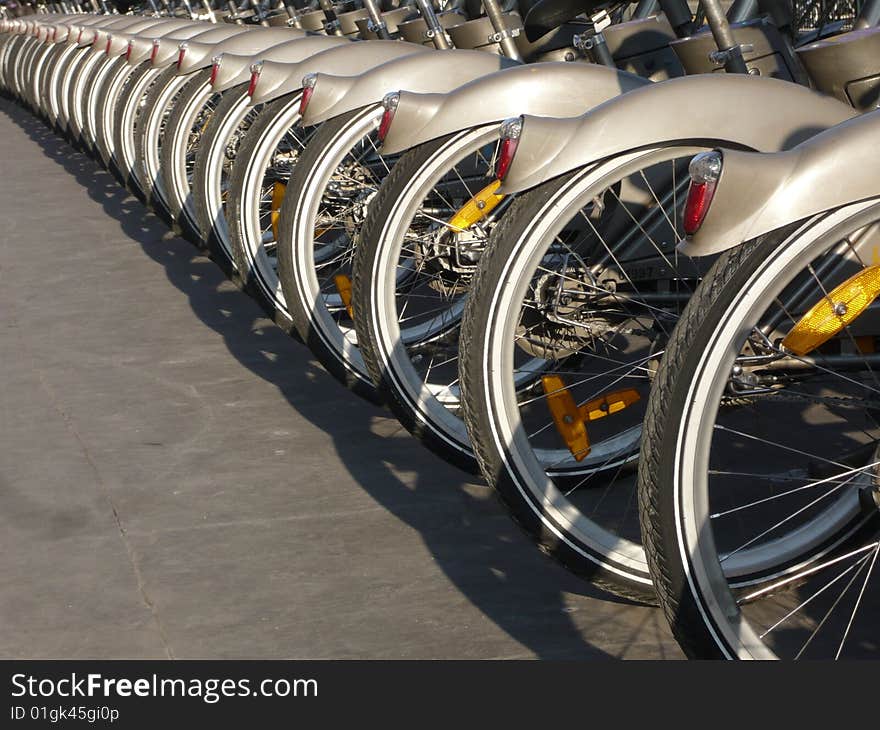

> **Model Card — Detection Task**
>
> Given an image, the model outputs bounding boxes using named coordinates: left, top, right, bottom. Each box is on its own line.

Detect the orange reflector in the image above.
left=447, top=180, right=504, bottom=232
left=333, top=274, right=354, bottom=319
left=581, top=389, right=641, bottom=422
left=541, top=378, right=641, bottom=461
left=270, top=182, right=286, bottom=242
left=855, top=336, right=875, bottom=354
left=782, top=265, right=880, bottom=356
left=541, top=376, right=590, bottom=461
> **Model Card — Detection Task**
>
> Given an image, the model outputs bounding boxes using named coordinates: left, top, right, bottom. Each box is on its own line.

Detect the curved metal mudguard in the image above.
left=80, top=18, right=155, bottom=52
left=48, top=20, right=86, bottom=44
left=302, top=49, right=524, bottom=127
left=105, top=20, right=194, bottom=58
left=250, top=40, right=434, bottom=106
left=212, top=35, right=350, bottom=93
left=127, top=22, right=214, bottom=66
left=498, top=74, right=858, bottom=195
left=89, top=18, right=166, bottom=56
left=78, top=17, right=154, bottom=50
left=151, top=25, right=254, bottom=68
left=379, top=62, right=649, bottom=155
left=682, top=112, right=880, bottom=256
left=59, top=16, right=111, bottom=46
left=177, top=27, right=308, bottom=76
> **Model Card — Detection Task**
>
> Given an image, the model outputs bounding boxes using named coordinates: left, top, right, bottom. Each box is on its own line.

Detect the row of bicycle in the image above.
left=3, top=0, right=879, bottom=659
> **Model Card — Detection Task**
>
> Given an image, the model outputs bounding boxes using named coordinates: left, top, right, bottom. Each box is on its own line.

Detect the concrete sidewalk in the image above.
left=0, top=97, right=680, bottom=659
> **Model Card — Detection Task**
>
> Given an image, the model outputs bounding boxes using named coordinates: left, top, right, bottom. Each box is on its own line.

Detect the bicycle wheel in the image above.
left=275, top=104, right=390, bottom=402
left=65, top=48, right=105, bottom=146
left=57, top=44, right=90, bottom=135
left=353, top=124, right=510, bottom=470
left=111, top=61, right=161, bottom=195
left=640, top=199, right=880, bottom=659
left=134, top=64, right=192, bottom=218
left=191, top=82, right=259, bottom=268
left=459, top=145, right=720, bottom=600
left=159, top=67, right=215, bottom=243
left=86, top=55, right=128, bottom=164
left=93, top=57, right=141, bottom=170
left=226, top=90, right=314, bottom=328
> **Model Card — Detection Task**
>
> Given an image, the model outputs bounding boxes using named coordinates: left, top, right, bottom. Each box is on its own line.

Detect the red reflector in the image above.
left=299, top=85, right=314, bottom=116
left=377, top=108, right=395, bottom=142
left=682, top=180, right=717, bottom=236
left=126, top=43, right=133, bottom=61
left=177, top=47, right=186, bottom=69
left=495, top=138, right=518, bottom=181
left=377, top=93, right=399, bottom=143
left=682, top=151, right=723, bottom=236
left=247, top=70, right=261, bottom=97
left=210, top=63, right=220, bottom=86
left=150, top=43, right=159, bottom=63
left=78, top=29, right=83, bottom=43
left=105, top=37, right=112, bottom=55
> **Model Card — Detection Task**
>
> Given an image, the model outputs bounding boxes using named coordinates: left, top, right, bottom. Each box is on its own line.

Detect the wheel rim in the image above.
left=118, top=66, right=161, bottom=190
left=368, top=125, right=505, bottom=454
left=168, top=79, right=216, bottom=228
left=285, top=104, right=388, bottom=383
left=201, top=91, right=256, bottom=264
left=672, top=200, right=880, bottom=659
left=237, top=92, right=312, bottom=311
left=142, top=72, right=190, bottom=207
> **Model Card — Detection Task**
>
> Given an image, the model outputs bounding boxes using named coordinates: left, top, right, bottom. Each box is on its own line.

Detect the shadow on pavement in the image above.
left=2, top=98, right=667, bottom=659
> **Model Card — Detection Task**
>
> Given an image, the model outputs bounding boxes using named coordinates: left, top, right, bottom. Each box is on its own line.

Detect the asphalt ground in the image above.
left=0, top=95, right=681, bottom=659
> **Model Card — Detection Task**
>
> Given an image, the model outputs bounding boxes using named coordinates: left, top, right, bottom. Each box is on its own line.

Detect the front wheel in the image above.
left=639, top=200, right=880, bottom=659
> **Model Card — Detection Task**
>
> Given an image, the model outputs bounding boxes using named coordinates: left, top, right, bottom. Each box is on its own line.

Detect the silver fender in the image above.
left=682, top=112, right=880, bottom=256
left=105, top=20, right=187, bottom=58
left=151, top=25, right=253, bottom=68
left=49, top=24, right=77, bottom=43
left=108, top=21, right=205, bottom=59
left=176, top=28, right=307, bottom=76
left=64, top=17, right=116, bottom=47
left=498, top=74, right=858, bottom=194
left=78, top=17, right=155, bottom=53
left=212, top=35, right=349, bottom=93
left=380, top=62, right=649, bottom=156
left=250, top=40, right=431, bottom=106
left=99, top=19, right=168, bottom=57
left=126, top=23, right=212, bottom=66
left=302, top=49, right=522, bottom=127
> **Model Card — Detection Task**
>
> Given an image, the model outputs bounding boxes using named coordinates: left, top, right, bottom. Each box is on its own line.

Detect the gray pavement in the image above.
left=0, top=97, right=681, bottom=659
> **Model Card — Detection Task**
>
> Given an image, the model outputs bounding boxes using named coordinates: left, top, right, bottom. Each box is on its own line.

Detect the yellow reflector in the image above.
left=540, top=379, right=641, bottom=461
left=582, top=389, right=641, bottom=422
left=334, top=274, right=354, bottom=319
left=199, top=110, right=214, bottom=137
left=447, top=180, right=504, bottom=231
left=270, top=182, right=286, bottom=241
left=541, top=376, right=590, bottom=461
left=782, top=265, right=880, bottom=356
